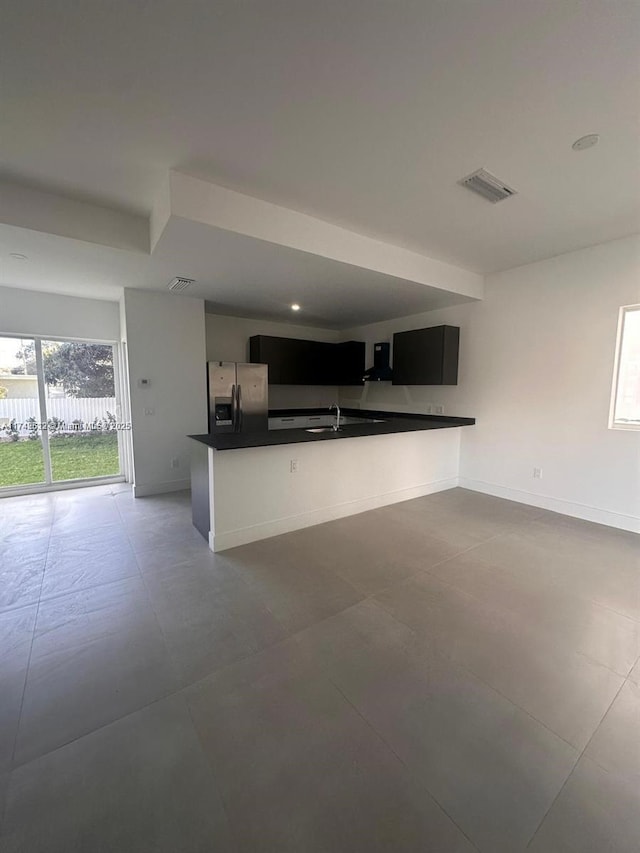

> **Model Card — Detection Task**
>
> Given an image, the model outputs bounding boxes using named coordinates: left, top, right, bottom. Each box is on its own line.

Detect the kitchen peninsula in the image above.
left=190, top=408, right=475, bottom=551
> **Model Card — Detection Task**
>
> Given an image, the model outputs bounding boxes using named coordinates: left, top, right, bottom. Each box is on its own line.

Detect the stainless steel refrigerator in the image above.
left=207, top=362, right=268, bottom=434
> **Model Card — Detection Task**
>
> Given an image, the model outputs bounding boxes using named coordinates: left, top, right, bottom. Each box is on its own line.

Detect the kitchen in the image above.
left=190, top=323, right=475, bottom=551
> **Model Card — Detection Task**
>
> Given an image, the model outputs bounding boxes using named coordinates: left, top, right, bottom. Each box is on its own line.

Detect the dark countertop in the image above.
left=189, top=408, right=475, bottom=451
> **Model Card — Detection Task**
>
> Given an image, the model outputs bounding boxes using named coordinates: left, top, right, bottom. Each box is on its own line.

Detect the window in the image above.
left=610, top=305, right=640, bottom=429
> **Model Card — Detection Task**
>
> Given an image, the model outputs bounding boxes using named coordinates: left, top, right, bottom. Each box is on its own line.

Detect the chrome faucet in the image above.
left=329, top=403, right=341, bottom=431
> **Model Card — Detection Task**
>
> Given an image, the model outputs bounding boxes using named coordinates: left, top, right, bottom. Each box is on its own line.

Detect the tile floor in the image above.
left=0, top=484, right=638, bottom=852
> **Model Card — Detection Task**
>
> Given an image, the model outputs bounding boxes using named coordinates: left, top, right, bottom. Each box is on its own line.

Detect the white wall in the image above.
left=205, top=312, right=341, bottom=409
left=0, top=180, right=148, bottom=253
left=0, top=283, right=120, bottom=341
left=166, top=172, right=484, bottom=300
left=123, top=290, right=207, bottom=496
left=341, top=235, right=640, bottom=532
left=208, top=428, right=461, bottom=550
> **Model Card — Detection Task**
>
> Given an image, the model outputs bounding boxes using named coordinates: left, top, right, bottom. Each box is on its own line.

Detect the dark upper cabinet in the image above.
left=312, top=341, right=336, bottom=384
left=249, top=335, right=365, bottom=385
left=392, top=325, right=460, bottom=385
left=249, top=336, right=312, bottom=384
left=334, top=341, right=366, bottom=385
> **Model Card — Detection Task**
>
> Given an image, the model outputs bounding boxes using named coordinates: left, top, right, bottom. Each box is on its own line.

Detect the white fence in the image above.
left=0, top=397, right=117, bottom=436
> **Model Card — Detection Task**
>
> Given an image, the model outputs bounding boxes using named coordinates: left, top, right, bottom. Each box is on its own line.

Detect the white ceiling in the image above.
left=1, top=0, right=639, bottom=316
left=0, top=212, right=474, bottom=329
left=154, top=216, right=477, bottom=328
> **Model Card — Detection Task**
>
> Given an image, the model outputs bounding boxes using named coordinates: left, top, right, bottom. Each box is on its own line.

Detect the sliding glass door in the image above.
left=0, top=334, right=123, bottom=493
left=41, top=340, right=121, bottom=482
left=0, top=337, right=46, bottom=488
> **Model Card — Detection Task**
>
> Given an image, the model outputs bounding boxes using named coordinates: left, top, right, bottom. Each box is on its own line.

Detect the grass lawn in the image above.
left=0, top=433, right=120, bottom=487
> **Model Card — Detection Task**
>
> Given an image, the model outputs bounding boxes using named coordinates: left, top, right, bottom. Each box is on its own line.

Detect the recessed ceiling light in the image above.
left=291, top=303, right=301, bottom=311
left=572, top=134, right=600, bottom=151
left=9, top=252, right=28, bottom=260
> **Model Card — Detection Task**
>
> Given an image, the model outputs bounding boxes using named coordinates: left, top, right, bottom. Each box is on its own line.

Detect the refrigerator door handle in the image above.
left=237, top=384, right=243, bottom=432
left=230, top=383, right=237, bottom=430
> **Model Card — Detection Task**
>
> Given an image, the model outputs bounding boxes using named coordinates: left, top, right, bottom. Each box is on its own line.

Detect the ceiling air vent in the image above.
left=168, top=276, right=195, bottom=293
left=458, top=168, right=517, bottom=203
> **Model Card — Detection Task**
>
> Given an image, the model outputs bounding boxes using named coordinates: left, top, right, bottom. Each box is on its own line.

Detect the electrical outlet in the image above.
left=424, top=404, right=432, bottom=414
left=533, top=467, right=542, bottom=479
left=171, top=457, right=180, bottom=469
left=434, top=405, right=444, bottom=415
left=290, top=459, right=299, bottom=473
left=144, top=408, right=154, bottom=416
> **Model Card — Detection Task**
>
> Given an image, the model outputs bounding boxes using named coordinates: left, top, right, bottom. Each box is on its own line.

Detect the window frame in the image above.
left=609, top=304, right=640, bottom=431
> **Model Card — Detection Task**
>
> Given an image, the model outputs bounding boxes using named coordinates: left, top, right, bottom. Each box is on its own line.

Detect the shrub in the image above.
left=26, top=416, right=39, bottom=440
left=47, top=416, right=65, bottom=435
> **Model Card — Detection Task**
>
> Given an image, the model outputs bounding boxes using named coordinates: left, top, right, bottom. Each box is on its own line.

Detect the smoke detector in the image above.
left=168, top=276, right=195, bottom=292
left=458, top=168, right=517, bottom=203
left=572, top=134, right=599, bottom=151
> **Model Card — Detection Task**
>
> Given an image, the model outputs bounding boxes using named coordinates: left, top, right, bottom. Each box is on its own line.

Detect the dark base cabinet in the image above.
left=392, top=325, right=460, bottom=385
left=190, top=440, right=210, bottom=541
left=249, top=335, right=365, bottom=385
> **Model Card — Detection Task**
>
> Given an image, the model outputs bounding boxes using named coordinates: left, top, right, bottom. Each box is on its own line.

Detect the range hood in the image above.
left=363, top=342, right=393, bottom=382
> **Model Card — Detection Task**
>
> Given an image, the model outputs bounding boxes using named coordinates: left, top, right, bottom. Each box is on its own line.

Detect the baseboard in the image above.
left=210, top=477, right=459, bottom=552
left=133, top=478, right=191, bottom=498
left=458, top=477, right=640, bottom=534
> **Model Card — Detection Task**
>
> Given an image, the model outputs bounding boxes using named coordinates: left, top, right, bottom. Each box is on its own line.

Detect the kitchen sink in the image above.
left=305, top=417, right=387, bottom=433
